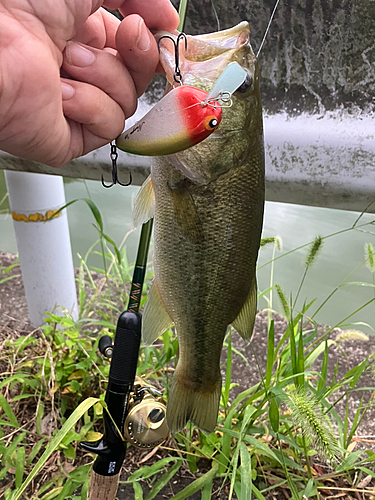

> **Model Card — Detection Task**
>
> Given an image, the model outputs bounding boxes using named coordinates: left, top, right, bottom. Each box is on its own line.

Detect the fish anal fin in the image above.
left=166, top=370, right=221, bottom=434
left=133, top=175, right=155, bottom=228
left=142, top=281, right=173, bottom=345
left=231, top=279, right=258, bottom=341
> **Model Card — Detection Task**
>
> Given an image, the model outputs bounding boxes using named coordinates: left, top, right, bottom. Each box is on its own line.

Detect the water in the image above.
left=1, top=171, right=374, bottom=334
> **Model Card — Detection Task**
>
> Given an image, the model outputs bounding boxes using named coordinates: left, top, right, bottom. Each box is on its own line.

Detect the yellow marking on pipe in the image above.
left=11, top=209, right=61, bottom=222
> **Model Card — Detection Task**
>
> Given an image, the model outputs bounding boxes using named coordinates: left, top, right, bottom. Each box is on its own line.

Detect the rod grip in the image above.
left=88, top=471, right=119, bottom=500
left=109, top=311, right=141, bottom=385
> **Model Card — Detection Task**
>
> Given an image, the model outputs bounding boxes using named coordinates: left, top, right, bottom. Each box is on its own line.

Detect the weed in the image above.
left=1, top=201, right=375, bottom=500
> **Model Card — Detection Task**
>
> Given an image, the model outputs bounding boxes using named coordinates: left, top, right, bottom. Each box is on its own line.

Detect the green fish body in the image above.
left=134, top=22, right=264, bottom=434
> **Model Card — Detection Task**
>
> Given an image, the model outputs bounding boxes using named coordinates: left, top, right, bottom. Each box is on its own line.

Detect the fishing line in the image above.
left=179, top=92, right=232, bottom=112
left=211, top=0, right=220, bottom=31
left=256, top=0, right=281, bottom=57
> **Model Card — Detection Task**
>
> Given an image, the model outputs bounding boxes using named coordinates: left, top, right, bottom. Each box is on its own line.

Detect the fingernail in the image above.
left=66, top=41, right=95, bottom=67
left=61, top=81, right=75, bottom=100
left=137, top=18, right=151, bottom=51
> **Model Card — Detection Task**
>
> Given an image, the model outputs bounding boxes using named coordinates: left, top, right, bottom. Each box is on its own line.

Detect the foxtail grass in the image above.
left=286, top=389, right=340, bottom=462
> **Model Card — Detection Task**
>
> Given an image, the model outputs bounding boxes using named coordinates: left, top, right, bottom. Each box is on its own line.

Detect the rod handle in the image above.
left=88, top=471, right=119, bottom=500
left=109, top=311, right=141, bottom=385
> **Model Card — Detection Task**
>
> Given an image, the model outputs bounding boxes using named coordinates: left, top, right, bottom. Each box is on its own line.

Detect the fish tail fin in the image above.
left=166, top=371, right=221, bottom=434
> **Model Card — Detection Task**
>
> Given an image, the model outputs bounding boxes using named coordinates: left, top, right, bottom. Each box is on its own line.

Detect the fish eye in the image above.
left=236, top=71, right=253, bottom=93
left=203, top=115, right=220, bottom=131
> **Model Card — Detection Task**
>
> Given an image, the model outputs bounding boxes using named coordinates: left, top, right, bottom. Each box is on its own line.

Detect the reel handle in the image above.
left=98, top=335, right=113, bottom=358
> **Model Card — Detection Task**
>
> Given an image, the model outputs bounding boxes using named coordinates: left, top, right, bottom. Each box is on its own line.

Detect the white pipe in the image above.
left=4, top=171, right=78, bottom=326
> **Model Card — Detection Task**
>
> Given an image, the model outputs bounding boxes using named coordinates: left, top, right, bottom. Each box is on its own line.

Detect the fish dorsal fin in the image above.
left=231, top=279, right=258, bottom=340
left=133, top=175, right=155, bottom=228
left=142, top=280, right=173, bottom=345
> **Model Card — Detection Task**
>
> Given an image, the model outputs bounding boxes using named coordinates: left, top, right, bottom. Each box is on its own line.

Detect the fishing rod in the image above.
left=80, top=4, right=190, bottom=498
left=80, top=219, right=169, bottom=500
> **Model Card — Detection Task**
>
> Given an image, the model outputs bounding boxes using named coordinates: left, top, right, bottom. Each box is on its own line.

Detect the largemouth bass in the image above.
left=133, top=22, right=264, bottom=434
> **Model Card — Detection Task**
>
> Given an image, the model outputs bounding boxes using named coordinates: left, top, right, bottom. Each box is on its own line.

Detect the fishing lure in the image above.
left=116, top=85, right=222, bottom=156
left=115, top=61, right=248, bottom=157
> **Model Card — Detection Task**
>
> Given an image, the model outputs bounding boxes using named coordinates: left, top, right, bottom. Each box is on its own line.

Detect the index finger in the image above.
left=103, top=0, right=179, bottom=31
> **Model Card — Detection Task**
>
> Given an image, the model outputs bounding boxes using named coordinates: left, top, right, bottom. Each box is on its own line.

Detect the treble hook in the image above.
left=101, top=142, right=132, bottom=188
left=157, top=32, right=188, bottom=85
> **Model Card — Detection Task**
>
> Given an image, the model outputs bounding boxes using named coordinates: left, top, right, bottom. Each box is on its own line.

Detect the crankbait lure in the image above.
left=116, top=86, right=222, bottom=156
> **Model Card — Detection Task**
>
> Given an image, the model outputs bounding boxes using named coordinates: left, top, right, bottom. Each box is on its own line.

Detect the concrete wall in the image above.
left=174, top=0, right=375, bottom=113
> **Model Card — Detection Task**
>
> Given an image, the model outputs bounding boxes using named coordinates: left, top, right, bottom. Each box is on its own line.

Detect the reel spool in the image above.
left=98, top=335, right=169, bottom=449
left=124, top=379, right=169, bottom=449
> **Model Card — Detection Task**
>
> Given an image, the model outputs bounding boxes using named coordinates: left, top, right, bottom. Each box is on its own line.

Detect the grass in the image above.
left=1, top=198, right=375, bottom=500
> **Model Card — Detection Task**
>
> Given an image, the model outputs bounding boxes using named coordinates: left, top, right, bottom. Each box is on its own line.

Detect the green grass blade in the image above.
left=126, top=458, right=182, bottom=482
left=251, top=484, right=267, bottom=500
left=0, top=274, right=21, bottom=285
left=265, top=320, right=275, bottom=388
left=177, top=0, right=189, bottom=31
left=48, top=198, right=104, bottom=233
left=169, top=463, right=218, bottom=500
left=11, top=397, right=100, bottom=500
left=305, top=340, right=334, bottom=369
left=269, top=398, right=279, bottom=433
left=56, top=480, right=75, bottom=500
left=36, top=400, right=45, bottom=435
left=302, top=478, right=316, bottom=498
left=317, top=339, right=328, bottom=397
left=145, top=461, right=181, bottom=500
left=228, top=447, right=240, bottom=500
left=201, top=476, right=213, bottom=500
left=218, top=408, right=236, bottom=474
left=336, top=450, right=363, bottom=472
left=133, top=482, right=144, bottom=500
left=102, top=232, right=121, bottom=265
left=297, top=321, right=305, bottom=388
left=223, top=329, right=232, bottom=409
left=244, top=436, right=282, bottom=466
left=288, top=319, right=299, bottom=386
left=26, top=438, right=46, bottom=467
left=2, top=432, right=26, bottom=464
left=0, top=393, right=19, bottom=427
left=15, top=446, right=25, bottom=488
left=240, top=442, right=252, bottom=500
left=40, top=487, right=63, bottom=500
left=257, top=285, right=276, bottom=300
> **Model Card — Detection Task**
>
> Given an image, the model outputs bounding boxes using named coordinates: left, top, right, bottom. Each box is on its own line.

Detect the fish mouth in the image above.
left=155, top=22, right=252, bottom=88
left=155, top=22, right=250, bottom=58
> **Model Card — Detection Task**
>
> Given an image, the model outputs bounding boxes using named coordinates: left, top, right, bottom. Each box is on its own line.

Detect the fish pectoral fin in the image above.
left=133, top=175, right=155, bottom=228
left=231, top=279, right=258, bottom=341
left=142, top=281, right=173, bottom=345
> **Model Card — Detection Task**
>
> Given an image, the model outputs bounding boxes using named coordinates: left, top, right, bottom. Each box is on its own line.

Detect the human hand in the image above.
left=0, top=0, right=179, bottom=167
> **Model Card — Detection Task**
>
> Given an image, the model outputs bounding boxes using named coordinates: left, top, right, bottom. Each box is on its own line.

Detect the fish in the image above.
left=132, top=21, right=265, bottom=434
